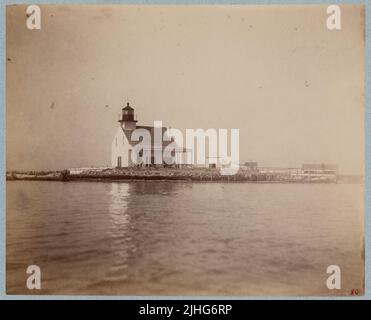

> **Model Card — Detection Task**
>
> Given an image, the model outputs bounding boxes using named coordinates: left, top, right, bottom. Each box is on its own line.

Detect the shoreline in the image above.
left=5, top=168, right=360, bottom=183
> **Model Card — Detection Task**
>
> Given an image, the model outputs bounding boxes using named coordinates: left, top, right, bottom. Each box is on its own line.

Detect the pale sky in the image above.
left=6, top=4, right=365, bottom=174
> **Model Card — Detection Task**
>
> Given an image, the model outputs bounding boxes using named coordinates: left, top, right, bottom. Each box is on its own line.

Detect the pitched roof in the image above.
left=122, top=102, right=134, bottom=111
left=121, top=126, right=174, bottom=149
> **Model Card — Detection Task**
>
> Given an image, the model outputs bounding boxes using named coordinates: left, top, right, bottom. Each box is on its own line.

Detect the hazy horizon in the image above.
left=6, top=4, right=365, bottom=174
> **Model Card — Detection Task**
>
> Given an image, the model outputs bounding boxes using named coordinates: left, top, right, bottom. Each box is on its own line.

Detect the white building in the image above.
left=111, top=102, right=190, bottom=168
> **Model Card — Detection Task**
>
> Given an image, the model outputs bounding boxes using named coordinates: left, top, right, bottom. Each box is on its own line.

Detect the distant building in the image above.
left=243, top=161, right=258, bottom=171
left=302, top=163, right=338, bottom=175
left=111, top=102, right=190, bottom=168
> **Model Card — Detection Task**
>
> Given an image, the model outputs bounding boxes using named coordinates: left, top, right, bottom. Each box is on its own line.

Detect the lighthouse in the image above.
left=112, top=100, right=190, bottom=168
left=119, top=102, right=137, bottom=130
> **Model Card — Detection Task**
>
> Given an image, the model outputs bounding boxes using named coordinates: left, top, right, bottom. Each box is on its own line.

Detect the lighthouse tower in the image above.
left=119, top=102, right=137, bottom=130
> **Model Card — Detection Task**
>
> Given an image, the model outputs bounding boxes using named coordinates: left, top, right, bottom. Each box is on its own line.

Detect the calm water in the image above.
left=6, top=181, right=364, bottom=296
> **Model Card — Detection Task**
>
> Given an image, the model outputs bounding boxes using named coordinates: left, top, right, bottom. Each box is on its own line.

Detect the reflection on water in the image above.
left=6, top=181, right=364, bottom=295
left=107, top=183, right=131, bottom=281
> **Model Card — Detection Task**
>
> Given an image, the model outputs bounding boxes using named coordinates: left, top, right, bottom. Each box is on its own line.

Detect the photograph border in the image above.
left=0, top=0, right=369, bottom=300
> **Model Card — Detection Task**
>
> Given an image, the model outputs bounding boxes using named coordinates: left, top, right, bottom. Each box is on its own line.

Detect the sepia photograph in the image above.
left=6, top=4, right=365, bottom=296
